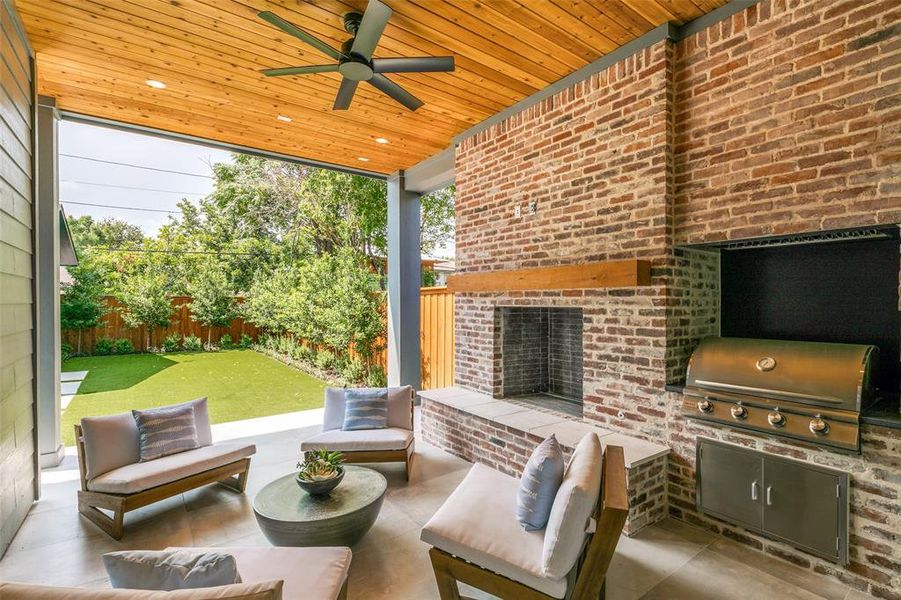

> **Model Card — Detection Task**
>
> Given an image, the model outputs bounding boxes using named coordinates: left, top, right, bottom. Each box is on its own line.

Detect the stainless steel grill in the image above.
left=682, top=337, right=879, bottom=453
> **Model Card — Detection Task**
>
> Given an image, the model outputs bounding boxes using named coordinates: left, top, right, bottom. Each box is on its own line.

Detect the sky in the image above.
left=59, top=120, right=454, bottom=257
left=59, top=120, right=233, bottom=236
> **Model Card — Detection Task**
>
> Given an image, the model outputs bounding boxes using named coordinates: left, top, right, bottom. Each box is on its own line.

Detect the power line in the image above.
left=59, top=153, right=215, bottom=179
left=61, top=180, right=207, bottom=195
left=62, top=200, right=179, bottom=214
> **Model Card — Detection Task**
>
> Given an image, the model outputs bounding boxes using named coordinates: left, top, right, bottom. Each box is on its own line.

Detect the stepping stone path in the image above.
left=60, top=371, right=88, bottom=411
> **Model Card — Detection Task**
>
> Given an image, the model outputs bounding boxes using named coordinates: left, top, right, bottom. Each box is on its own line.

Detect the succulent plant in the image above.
left=297, top=449, right=345, bottom=482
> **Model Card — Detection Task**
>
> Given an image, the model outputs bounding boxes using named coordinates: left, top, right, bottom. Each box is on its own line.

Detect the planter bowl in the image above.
left=295, top=469, right=344, bottom=496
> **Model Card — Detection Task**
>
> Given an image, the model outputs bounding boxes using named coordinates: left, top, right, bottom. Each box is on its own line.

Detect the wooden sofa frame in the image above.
left=74, top=424, right=251, bottom=540
left=427, top=445, right=628, bottom=600
left=308, top=387, right=416, bottom=481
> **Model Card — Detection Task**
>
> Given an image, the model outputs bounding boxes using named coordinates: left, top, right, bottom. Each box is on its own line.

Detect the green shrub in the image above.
left=183, top=335, right=203, bottom=352
left=62, top=342, right=74, bottom=362
left=114, top=338, right=134, bottom=354
left=162, top=334, right=181, bottom=352
left=94, top=337, right=114, bottom=355
left=315, top=349, right=336, bottom=371
left=341, top=358, right=365, bottom=384
left=239, top=333, right=253, bottom=348
left=365, top=365, right=387, bottom=387
left=219, top=334, right=233, bottom=349
left=298, top=344, right=315, bottom=363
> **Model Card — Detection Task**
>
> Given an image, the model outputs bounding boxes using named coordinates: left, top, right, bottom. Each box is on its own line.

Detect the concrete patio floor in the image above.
left=0, top=409, right=864, bottom=600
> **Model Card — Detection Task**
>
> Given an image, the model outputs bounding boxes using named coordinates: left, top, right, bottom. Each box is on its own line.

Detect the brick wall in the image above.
left=450, top=0, right=901, bottom=596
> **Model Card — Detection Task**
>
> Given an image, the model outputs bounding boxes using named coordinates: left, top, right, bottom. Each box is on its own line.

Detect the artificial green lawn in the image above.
left=61, top=349, right=327, bottom=446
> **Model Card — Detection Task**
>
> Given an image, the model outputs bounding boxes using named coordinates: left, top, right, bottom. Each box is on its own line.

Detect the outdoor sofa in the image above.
left=75, top=397, right=255, bottom=539
left=0, top=545, right=352, bottom=599
left=300, top=385, right=416, bottom=480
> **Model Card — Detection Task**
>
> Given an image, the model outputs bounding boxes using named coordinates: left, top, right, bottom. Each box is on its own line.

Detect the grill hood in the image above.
left=685, top=337, right=878, bottom=412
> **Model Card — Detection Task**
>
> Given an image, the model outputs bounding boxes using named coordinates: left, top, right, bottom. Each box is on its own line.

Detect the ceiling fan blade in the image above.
left=261, top=65, right=339, bottom=77
left=258, top=11, right=346, bottom=61
left=372, top=56, right=455, bottom=73
left=333, top=78, right=360, bottom=110
left=350, top=0, right=391, bottom=60
left=368, top=74, right=423, bottom=111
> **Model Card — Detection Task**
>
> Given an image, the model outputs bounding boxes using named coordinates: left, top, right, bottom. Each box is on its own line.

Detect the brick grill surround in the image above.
left=444, top=0, right=901, bottom=597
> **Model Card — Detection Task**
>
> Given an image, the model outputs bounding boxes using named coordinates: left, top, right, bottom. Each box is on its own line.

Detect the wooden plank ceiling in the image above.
left=18, top=0, right=726, bottom=175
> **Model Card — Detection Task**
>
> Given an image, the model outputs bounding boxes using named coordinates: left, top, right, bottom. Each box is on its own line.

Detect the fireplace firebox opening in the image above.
left=498, top=307, right=583, bottom=416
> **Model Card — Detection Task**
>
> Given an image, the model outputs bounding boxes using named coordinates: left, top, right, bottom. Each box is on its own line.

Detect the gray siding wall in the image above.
left=0, top=0, right=36, bottom=557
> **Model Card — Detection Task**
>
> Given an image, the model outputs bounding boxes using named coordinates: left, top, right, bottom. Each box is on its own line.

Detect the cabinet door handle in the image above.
left=766, top=485, right=773, bottom=506
left=751, top=481, right=758, bottom=501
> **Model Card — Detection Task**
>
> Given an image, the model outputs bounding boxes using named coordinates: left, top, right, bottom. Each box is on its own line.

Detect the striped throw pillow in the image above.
left=132, top=404, right=200, bottom=462
left=516, top=434, right=565, bottom=531
left=342, top=389, right=389, bottom=431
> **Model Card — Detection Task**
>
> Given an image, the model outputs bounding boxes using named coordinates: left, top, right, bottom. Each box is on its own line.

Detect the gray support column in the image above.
left=386, top=171, right=421, bottom=389
left=36, top=96, right=63, bottom=468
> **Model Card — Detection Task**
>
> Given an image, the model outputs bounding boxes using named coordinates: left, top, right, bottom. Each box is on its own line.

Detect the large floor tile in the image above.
left=607, top=518, right=713, bottom=597
left=641, top=547, right=835, bottom=600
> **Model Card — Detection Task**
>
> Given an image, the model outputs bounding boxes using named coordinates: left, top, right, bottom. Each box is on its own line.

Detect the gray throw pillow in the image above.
left=102, top=550, right=241, bottom=590
left=132, top=403, right=199, bottom=462
left=516, top=434, right=565, bottom=531
left=342, top=388, right=389, bottom=430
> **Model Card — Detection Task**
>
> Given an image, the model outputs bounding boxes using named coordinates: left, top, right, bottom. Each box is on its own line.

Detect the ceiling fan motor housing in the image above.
left=338, top=38, right=374, bottom=81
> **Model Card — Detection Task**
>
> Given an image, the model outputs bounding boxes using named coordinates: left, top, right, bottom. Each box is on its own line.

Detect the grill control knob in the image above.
left=809, top=417, right=829, bottom=435
left=730, top=403, right=748, bottom=420
left=697, top=399, right=713, bottom=413
left=767, top=411, right=786, bottom=428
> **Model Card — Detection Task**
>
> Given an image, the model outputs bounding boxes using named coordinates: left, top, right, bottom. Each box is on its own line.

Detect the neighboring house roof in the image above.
left=59, top=206, right=78, bottom=266
left=60, top=266, right=74, bottom=286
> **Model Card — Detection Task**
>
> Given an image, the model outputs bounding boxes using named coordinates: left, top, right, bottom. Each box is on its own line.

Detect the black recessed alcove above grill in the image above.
left=720, top=231, right=900, bottom=400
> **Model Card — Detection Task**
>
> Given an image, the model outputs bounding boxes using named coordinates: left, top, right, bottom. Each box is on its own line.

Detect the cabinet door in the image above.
left=698, top=441, right=763, bottom=530
left=763, top=459, right=842, bottom=561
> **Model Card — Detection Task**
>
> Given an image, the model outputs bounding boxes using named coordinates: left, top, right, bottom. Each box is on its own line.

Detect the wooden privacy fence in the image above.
left=62, top=288, right=456, bottom=390
left=61, top=296, right=260, bottom=353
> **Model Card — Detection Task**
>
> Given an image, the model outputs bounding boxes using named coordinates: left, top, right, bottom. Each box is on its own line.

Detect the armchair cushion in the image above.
left=81, top=398, right=212, bottom=480
left=88, top=442, right=256, bottom=494
left=420, top=464, right=568, bottom=599
left=0, top=580, right=283, bottom=599
left=322, top=386, right=413, bottom=432
left=300, top=428, right=413, bottom=452
left=168, top=546, right=352, bottom=600
left=542, top=433, right=602, bottom=579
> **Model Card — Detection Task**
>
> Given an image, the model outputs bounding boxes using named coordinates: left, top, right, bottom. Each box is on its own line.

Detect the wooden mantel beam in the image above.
left=446, top=260, right=652, bottom=293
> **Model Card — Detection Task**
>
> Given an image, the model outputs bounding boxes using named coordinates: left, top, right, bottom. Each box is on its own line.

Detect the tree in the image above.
left=60, top=261, right=106, bottom=354
left=188, top=262, right=237, bottom=348
left=118, top=269, right=174, bottom=350
left=68, top=215, right=144, bottom=249
left=420, top=185, right=455, bottom=257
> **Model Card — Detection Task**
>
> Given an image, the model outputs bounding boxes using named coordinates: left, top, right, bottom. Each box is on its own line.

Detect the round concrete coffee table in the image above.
left=253, top=466, right=387, bottom=547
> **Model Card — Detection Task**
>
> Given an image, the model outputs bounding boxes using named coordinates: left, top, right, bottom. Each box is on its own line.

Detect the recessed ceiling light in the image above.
left=357, top=157, right=370, bottom=162
left=375, top=137, right=389, bottom=144
left=276, top=115, right=293, bottom=122
left=145, top=79, right=167, bottom=89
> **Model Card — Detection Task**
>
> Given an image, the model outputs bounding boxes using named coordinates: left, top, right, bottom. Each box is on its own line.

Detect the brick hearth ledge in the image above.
left=420, top=387, right=670, bottom=535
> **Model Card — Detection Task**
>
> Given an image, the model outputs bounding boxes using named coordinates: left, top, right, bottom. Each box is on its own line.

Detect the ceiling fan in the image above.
left=257, top=0, right=454, bottom=111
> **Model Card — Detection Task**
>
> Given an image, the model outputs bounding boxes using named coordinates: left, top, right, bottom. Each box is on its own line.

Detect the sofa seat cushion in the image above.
left=300, top=428, right=413, bottom=452
left=88, top=443, right=256, bottom=495
left=0, top=580, right=282, bottom=599
left=168, top=546, right=351, bottom=600
left=420, top=464, right=568, bottom=599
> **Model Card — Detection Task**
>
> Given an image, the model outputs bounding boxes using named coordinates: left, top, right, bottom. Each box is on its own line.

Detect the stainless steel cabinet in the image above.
left=697, top=438, right=849, bottom=564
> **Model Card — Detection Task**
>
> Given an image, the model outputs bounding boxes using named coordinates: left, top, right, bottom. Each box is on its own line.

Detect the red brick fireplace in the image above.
left=427, top=0, right=901, bottom=597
